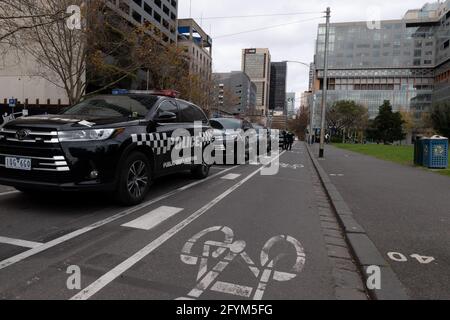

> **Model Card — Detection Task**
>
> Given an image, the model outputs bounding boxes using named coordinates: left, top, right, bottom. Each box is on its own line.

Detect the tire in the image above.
left=116, top=152, right=151, bottom=206
left=191, top=163, right=210, bottom=179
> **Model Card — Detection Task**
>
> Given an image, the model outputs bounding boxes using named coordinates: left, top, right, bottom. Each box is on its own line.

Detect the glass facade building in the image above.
left=312, top=1, right=450, bottom=129
left=269, top=62, right=287, bottom=112
left=242, top=49, right=271, bottom=116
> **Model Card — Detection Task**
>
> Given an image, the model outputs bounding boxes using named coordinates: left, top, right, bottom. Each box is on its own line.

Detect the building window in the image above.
left=154, top=11, right=161, bottom=23
left=144, top=3, right=152, bottom=15
left=132, top=10, right=142, bottom=23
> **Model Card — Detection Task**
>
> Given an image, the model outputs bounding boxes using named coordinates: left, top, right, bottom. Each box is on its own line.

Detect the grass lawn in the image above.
left=333, top=143, right=450, bottom=177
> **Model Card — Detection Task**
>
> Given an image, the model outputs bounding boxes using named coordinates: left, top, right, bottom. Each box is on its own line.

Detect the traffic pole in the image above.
left=319, top=7, right=331, bottom=158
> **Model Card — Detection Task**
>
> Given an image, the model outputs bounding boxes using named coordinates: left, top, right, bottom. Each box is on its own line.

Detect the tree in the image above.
left=326, top=100, right=368, bottom=142
left=370, top=100, right=406, bottom=144
left=289, top=106, right=309, bottom=140
left=0, top=0, right=213, bottom=112
left=0, top=0, right=146, bottom=105
left=0, top=0, right=66, bottom=43
left=430, top=101, right=450, bottom=138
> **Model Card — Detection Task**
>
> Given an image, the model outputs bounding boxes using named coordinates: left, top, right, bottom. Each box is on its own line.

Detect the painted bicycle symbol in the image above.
left=178, top=226, right=306, bottom=300
left=280, top=163, right=305, bottom=170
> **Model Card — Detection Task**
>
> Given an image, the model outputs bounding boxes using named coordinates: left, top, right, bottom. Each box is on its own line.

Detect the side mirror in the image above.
left=155, top=111, right=177, bottom=123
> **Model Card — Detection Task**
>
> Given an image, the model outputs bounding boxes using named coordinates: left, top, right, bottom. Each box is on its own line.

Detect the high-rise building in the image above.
left=404, top=1, right=450, bottom=103
left=177, top=18, right=213, bottom=83
left=242, top=48, right=271, bottom=116
left=286, top=92, right=296, bottom=118
left=308, top=63, right=316, bottom=91
left=121, top=0, right=178, bottom=44
left=212, top=72, right=257, bottom=116
left=312, top=1, right=450, bottom=133
left=269, top=62, right=287, bottom=113
left=0, top=0, right=180, bottom=110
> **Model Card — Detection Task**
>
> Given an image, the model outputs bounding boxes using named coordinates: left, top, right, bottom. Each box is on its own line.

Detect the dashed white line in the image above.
left=70, top=151, right=285, bottom=300
left=122, top=206, right=184, bottom=231
left=221, top=173, right=241, bottom=180
left=0, top=236, right=43, bottom=249
left=0, top=165, right=239, bottom=271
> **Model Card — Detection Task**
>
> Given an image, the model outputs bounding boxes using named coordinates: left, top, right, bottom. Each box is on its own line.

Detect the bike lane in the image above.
left=81, top=145, right=359, bottom=300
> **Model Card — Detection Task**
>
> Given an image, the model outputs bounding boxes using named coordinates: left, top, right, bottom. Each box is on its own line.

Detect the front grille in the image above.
left=0, top=127, right=59, bottom=144
left=0, top=126, right=70, bottom=181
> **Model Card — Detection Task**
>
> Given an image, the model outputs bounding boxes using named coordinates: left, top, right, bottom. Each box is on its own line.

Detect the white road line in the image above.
left=71, top=151, right=285, bottom=300
left=0, top=166, right=238, bottom=271
left=211, top=281, right=253, bottom=298
left=122, top=206, right=184, bottom=231
left=221, top=173, right=241, bottom=180
left=0, top=236, right=43, bottom=249
left=0, top=190, right=20, bottom=197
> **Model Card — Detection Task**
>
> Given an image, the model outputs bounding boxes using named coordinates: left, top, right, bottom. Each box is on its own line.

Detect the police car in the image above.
left=0, top=90, right=213, bottom=205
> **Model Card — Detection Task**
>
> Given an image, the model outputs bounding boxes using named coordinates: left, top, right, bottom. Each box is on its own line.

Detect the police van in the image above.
left=0, top=90, right=213, bottom=205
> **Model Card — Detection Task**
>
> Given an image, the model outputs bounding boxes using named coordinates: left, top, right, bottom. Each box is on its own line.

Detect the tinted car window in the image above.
left=210, top=118, right=242, bottom=130
left=210, top=120, right=224, bottom=130
left=179, top=101, right=208, bottom=123
left=156, top=100, right=179, bottom=121
left=62, top=95, right=157, bottom=118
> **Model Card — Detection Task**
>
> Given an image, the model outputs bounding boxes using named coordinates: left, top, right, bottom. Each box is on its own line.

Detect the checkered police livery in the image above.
left=131, top=131, right=214, bottom=155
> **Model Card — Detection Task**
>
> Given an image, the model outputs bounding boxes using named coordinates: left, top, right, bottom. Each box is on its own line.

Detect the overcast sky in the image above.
left=178, top=0, right=431, bottom=104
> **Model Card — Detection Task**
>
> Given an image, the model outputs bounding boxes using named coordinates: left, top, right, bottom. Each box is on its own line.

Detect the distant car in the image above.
left=209, top=118, right=253, bottom=164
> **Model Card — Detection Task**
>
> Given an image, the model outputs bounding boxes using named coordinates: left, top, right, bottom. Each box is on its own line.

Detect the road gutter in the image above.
left=305, top=143, right=409, bottom=300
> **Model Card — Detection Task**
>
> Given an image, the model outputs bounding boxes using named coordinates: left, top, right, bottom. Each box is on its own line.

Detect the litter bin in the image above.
left=423, top=135, right=448, bottom=169
left=414, top=137, right=425, bottom=166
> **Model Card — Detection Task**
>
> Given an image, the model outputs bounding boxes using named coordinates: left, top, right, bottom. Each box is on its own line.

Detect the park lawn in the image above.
left=333, top=143, right=450, bottom=177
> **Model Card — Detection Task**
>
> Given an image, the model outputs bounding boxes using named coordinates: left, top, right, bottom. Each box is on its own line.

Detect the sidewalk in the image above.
left=309, top=144, right=450, bottom=299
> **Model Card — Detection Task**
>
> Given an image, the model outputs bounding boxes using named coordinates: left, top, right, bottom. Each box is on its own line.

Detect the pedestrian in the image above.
left=287, top=132, right=295, bottom=151
left=325, top=133, right=330, bottom=144
left=282, top=131, right=288, bottom=150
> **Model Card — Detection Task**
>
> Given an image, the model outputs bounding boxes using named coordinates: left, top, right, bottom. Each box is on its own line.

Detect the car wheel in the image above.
left=191, top=163, right=210, bottom=179
left=116, top=152, right=151, bottom=206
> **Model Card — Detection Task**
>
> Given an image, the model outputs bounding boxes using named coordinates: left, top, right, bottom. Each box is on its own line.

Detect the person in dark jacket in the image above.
left=281, top=130, right=288, bottom=150
left=287, top=132, right=295, bottom=151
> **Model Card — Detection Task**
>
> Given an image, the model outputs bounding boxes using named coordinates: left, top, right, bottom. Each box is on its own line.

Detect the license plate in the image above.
left=5, top=157, right=32, bottom=171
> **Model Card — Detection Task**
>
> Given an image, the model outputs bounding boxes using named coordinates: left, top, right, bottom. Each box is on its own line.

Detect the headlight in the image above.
left=58, top=129, right=116, bottom=142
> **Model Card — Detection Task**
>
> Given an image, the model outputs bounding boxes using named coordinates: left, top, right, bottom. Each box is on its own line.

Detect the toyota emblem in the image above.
left=15, top=129, right=31, bottom=141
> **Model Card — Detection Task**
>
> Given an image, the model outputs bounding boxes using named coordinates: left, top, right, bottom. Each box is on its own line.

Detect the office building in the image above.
left=404, top=1, right=450, bottom=103
left=269, top=62, right=287, bottom=113
left=178, top=18, right=213, bottom=83
left=286, top=92, right=296, bottom=118
left=242, top=48, right=271, bottom=116
left=0, top=0, right=180, bottom=110
left=312, top=1, right=450, bottom=131
left=120, top=0, right=178, bottom=44
left=212, top=72, right=257, bottom=115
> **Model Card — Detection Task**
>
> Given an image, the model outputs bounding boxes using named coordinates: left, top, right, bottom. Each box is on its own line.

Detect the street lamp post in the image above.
left=319, top=7, right=331, bottom=158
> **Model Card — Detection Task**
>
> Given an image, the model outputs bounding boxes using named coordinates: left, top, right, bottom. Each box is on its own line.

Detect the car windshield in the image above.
left=210, top=119, right=242, bottom=130
left=62, top=95, right=159, bottom=118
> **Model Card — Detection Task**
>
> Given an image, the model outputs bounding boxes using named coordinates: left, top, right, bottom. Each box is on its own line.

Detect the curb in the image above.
left=305, top=143, right=409, bottom=300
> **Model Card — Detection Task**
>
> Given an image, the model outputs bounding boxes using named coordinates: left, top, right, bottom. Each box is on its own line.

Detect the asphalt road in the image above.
left=0, top=143, right=364, bottom=300
left=313, top=144, right=450, bottom=299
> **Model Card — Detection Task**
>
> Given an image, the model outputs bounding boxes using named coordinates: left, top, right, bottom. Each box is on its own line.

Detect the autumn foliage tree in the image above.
left=0, top=0, right=214, bottom=112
